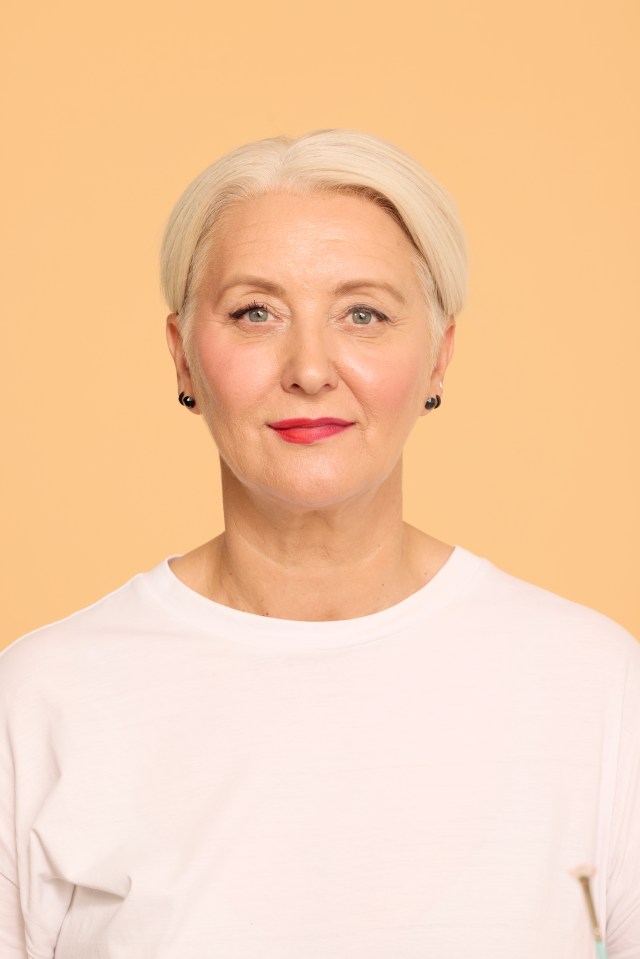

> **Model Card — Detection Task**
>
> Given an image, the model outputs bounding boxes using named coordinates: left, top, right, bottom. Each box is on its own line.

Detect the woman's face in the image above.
left=167, top=191, right=454, bottom=510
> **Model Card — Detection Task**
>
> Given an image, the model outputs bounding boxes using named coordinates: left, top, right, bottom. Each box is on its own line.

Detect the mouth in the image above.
left=268, top=418, right=355, bottom=445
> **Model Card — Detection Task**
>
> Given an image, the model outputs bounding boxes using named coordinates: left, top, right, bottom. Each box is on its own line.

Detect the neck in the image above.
left=178, top=460, right=452, bottom=621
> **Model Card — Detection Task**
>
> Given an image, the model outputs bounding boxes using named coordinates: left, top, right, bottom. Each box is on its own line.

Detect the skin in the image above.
left=166, top=190, right=456, bottom=621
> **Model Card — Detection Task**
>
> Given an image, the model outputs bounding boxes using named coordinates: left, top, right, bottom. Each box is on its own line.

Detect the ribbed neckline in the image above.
left=140, top=546, right=487, bottom=651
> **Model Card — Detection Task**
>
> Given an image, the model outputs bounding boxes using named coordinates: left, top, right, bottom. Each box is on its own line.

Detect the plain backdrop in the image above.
left=2, top=0, right=638, bottom=648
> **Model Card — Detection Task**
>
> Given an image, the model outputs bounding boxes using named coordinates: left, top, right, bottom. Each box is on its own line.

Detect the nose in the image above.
left=280, top=323, right=339, bottom=396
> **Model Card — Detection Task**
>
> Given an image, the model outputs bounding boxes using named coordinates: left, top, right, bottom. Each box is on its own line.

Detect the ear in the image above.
left=166, top=313, right=200, bottom=414
left=421, top=317, right=456, bottom=415
left=429, top=316, right=456, bottom=392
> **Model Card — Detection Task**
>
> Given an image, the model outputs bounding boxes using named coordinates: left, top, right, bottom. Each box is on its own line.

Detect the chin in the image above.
left=262, top=487, right=358, bottom=511
left=257, top=473, right=383, bottom=512
left=222, top=457, right=396, bottom=511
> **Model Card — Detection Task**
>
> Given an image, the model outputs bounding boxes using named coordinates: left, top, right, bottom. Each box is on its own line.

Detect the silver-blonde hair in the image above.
left=160, top=130, right=468, bottom=359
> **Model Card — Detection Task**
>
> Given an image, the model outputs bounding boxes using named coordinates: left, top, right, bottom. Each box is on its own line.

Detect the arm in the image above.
left=0, top=872, right=28, bottom=959
left=605, top=639, right=640, bottom=957
left=0, top=661, right=28, bottom=958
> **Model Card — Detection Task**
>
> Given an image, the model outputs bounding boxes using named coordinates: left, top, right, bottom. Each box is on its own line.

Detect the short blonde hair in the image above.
left=160, top=130, right=468, bottom=358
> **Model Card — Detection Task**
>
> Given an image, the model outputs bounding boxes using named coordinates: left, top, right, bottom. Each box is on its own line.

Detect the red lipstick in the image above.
left=268, top=417, right=354, bottom=445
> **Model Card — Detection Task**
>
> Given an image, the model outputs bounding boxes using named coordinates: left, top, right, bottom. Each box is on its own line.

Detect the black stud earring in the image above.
left=178, top=391, right=196, bottom=409
left=425, top=395, right=442, bottom=410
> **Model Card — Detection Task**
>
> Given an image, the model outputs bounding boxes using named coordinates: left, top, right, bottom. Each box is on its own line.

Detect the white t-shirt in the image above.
left=1, top=546, right=639, bottom=958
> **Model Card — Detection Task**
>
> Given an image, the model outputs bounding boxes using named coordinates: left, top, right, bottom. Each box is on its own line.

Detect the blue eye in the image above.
left=246, top=307, right=269, bottom=323
left=229, top=302, right=270, bottom=323
left=350, top=307, right=388, bottom=325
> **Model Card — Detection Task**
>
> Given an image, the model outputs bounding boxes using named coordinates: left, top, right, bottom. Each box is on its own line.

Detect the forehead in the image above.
left=203, top=191, right=419, bottom=291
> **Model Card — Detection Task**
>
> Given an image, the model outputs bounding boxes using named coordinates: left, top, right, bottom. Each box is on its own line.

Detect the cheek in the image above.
left=193, top=334, right=274, bottom=411
left=344, top=347, right=429, bottom=415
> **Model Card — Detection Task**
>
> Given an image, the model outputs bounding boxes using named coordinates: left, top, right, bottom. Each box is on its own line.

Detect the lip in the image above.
left=268, top=418, right=355, bottom=445
left=269, top=418, right=353, bottom=428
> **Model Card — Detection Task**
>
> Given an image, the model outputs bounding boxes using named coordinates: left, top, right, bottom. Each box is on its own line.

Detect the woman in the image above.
left=1, top=130, right=638, bottom=958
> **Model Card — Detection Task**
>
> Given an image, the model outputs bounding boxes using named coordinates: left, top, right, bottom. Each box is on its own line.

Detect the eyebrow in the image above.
left=220, top=276, right=407, bottom=306
left=333, top=280, right=407, bottom=305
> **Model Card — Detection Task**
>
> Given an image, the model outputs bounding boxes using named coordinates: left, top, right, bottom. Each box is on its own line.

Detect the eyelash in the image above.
left=228, top=301, right=390, bottom=323
left=229, top=300, right=268, bottom=320
left=349, top=304, right=390, bottom=323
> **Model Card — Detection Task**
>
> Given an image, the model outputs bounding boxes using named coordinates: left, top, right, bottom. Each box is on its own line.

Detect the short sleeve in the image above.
left=0, top=873, right=28, bottom=959
left=605, top=639, right=640, bottom=957
left=0, top=664, right=28, bottom=958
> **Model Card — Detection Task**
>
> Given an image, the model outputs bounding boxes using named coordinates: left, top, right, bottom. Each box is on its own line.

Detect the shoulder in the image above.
left=0, top=560, right=169, bottom=704
left=456, top=546, right=638, bottom=665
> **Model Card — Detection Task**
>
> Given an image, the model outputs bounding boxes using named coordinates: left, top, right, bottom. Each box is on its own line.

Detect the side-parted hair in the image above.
left=160, top=130, right=468, bottom=358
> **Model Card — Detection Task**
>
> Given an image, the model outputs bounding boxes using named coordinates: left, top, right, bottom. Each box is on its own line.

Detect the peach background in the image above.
left=2, top=0, right=638, bottom=648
